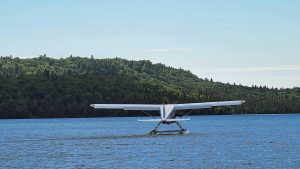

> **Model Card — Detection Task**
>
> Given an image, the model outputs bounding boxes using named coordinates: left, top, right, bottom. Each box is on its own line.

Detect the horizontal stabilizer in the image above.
left=138, top=119, right=162, bottom=122
left=165, top=118, right=190, bottom=122
left=138, top=118, right=190, bottom=122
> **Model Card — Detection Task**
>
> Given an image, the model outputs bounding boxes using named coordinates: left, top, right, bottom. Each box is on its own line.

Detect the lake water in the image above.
left=1, top=114, right=300, bottom=169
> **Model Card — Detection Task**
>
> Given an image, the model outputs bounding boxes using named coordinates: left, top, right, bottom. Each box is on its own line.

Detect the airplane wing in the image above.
left=174, top=100, right=245, bottom=110
left=90, top=104, right=161, bottom=111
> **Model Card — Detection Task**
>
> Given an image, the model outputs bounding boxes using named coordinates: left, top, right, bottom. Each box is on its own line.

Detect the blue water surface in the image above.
left=0, top=114, right=300, bottom=169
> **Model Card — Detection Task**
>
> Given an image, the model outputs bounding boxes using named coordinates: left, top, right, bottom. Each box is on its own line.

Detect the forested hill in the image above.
left=0, top=56, right=300, bottom=119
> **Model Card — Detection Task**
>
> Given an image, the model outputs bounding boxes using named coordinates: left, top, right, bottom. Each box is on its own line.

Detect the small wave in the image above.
left=0, top=133, right=191, bottom=143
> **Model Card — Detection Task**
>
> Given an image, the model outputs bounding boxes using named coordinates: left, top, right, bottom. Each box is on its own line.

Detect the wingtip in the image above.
left=241, top=100, right=246, bottom=104
left=90, top=104, right=95, bottom=108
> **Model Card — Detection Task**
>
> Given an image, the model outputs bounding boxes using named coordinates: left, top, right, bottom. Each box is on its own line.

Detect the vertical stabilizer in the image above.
left=160, top=105, right=164, bottom=119
left=164, top=104, right=175, bottom=119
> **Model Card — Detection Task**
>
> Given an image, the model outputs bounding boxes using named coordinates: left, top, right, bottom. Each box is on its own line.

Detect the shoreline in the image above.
left=1, top=112, right=299, bottom=120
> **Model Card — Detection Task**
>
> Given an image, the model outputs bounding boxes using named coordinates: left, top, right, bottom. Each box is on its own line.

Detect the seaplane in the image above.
left=90, top=100, right=245, bottom=135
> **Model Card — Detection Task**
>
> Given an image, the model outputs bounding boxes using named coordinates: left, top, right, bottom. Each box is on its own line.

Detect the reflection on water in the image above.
left=1, top=114, right=300, bottom=168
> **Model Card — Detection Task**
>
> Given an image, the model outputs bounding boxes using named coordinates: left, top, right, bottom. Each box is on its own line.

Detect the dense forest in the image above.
left=0, top=55, right=300, bottom=119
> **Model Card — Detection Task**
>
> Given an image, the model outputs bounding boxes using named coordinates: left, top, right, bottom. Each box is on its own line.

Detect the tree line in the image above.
left=0, top=55, right=299, bottom=118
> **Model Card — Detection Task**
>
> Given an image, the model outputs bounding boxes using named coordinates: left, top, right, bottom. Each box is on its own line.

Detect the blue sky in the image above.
left=1, top=0, right=300, bottom=88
